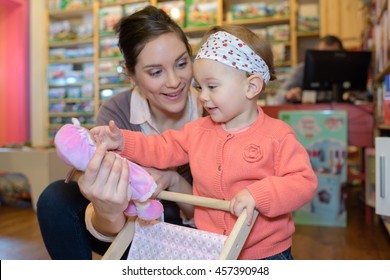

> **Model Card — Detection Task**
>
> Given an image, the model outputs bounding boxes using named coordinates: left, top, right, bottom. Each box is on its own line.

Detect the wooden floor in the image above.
left=1, top=185, right=390, bottom=260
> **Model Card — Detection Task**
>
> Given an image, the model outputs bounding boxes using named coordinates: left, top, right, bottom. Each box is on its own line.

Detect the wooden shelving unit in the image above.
left=369, top=0, right=390, bottom=236
left=45, top=0, right=321, bottom=143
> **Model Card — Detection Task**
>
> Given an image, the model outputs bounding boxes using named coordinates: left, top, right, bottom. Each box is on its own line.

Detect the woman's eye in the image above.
left=149, top=70, right=162, bottom=77
left=208, top=85, right=217, bottom=90
left=177, top=60, right=188, bottom=69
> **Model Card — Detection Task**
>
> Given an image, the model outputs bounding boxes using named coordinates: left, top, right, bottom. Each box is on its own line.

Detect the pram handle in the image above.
left=157, top=190, right=231, bottom=211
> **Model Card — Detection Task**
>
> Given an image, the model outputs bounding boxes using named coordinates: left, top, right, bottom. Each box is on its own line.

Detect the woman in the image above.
left=37, top=6, right=202, bottom=259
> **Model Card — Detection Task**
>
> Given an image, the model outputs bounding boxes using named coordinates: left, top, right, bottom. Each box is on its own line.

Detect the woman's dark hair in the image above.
left=114, top=5, right=192, bottom=75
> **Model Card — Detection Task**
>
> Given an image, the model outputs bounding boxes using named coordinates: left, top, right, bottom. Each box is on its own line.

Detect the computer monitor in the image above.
left=303, top=50, right=371, bottom=103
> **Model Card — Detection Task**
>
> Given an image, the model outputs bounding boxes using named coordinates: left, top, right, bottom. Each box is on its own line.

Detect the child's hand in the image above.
left=90, top=120, right=124, bottom=151
left=229, top=189, right=256, bottom=225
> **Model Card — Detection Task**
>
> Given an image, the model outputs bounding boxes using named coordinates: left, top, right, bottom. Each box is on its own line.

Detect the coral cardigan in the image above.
left=120, top=106, right=317, bottom=259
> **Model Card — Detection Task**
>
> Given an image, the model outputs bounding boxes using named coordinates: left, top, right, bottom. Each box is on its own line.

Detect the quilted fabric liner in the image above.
left=127, top=219, right=227, bottom=260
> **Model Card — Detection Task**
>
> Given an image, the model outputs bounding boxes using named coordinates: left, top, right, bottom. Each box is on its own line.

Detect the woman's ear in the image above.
left=246, top=74, right=264, bottom=99
left=121, top=64, right=136, bottom=85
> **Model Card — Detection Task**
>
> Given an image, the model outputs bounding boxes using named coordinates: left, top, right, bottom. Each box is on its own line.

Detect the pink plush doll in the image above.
left=54, top=118, right=164, bottom=220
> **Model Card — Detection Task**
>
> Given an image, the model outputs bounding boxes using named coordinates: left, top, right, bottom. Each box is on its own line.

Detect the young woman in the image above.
left=91, top=25, right=318, bottom=260
left=37, top=6, right=202, bottom=259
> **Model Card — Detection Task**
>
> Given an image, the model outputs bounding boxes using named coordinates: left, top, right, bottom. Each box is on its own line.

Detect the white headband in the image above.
left=195, top=31, right=271, bottom=84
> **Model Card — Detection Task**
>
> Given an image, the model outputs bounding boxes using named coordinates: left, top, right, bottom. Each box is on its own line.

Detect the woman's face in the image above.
left=132, top=32, right=193, bottom=115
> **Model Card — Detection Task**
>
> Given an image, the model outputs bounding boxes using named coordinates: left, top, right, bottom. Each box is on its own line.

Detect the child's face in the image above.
left=193, top=59, right=256, bottom=129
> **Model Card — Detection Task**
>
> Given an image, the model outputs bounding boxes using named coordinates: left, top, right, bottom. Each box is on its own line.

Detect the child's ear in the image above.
left=246, top=75, right=264, bottom=99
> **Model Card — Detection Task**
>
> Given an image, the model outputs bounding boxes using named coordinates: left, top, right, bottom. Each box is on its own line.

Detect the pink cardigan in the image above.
left=120, top=106, right=317, bottom=259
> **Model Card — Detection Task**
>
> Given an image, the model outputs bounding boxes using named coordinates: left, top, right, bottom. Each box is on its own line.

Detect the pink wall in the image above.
left=0, top=6, right=6, bottom=145
left=0, top=0, right=29, bottom=146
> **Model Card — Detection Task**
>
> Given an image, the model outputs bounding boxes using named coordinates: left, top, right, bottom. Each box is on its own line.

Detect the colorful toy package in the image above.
left=280, top=110, right=348, bottom=227
left=185, top=0, right=217, bottom=27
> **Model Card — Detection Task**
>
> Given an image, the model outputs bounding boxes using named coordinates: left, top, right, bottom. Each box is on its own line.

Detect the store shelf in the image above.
left=375, top=62, right=390, bottom=82
left=296, top=30, right=320, bottom=37
left=45, top=0, right=322, bottom=143
left=99, top=0, right=147, bottom=8
left=49, top=112, right=94, bottom=117
left=48, top=57, right=95, bottom=64
left=224, top=15, right=290, bottom=26
left=377, top=124, right=390, bottom=130
left=48, top=38, right=94, bottom=47
left=48, top=7, right=94, bottom=19
left=48, top=98, right=94, bottom=103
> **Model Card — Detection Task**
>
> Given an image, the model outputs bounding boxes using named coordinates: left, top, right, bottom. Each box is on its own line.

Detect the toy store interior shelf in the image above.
left=48, top=6, right=93, bottom=19
left=374, top=62, right=390, bottom=83
left=49, top=38, right=94, bottom=48
left=377, top=124, right=390, bottom=131
left=262, top=103, right=375, bottom=148
left=0, top=148, right=70, bottom=211
left=100, top=0, right=142, bottom=7
left=376, top=124, right=390, bottom=138
left=296, top=30, right=320, bottom=38
left=224, top=15, right=290, bottom=26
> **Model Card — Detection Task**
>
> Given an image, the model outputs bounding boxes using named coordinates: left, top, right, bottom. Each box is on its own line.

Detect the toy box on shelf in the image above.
left=157, top=1, right=186, bottom=27
left=383, top=75, right=390, bottom=125
left=297, top=1, right=319, bottom=32
left=230, top=3, right=268, bottom=20
left=185, top=0, right=217, bottom=27
left=279, top=110, right=348, bottom=227
left=48, top=0, right=93, bottom=11
left=48, top=19, right=93, bottom=43
left=123, top=1, right=150, bottom=16
left=99, top=36, right=121, bottom=58
left=365, top=147, right=376, bottom=208
left=267, top=24, right=290, bottom=42
left=98, top=5, right=123, bottom=36
left=267, top=0, right=289, bottom=16
left=230, top=1, right=289, bottom=20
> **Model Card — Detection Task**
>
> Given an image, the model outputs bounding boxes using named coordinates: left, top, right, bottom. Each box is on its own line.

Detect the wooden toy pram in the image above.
left=102, top=191, right=259, bottom=260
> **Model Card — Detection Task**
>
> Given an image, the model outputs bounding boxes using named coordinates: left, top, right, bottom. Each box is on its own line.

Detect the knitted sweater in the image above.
left=120, top=106, right=318, bottom=259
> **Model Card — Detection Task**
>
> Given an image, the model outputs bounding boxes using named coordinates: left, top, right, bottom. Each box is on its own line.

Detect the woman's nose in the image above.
left=166, top=71, right=180, bottom=88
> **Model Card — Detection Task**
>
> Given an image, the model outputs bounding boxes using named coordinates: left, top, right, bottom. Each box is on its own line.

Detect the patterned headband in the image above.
left=195, top=31, right=271, bottom=84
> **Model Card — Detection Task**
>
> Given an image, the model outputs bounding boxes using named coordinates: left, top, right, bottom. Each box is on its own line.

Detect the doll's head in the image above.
left=55, top=118, right=96, bottom=171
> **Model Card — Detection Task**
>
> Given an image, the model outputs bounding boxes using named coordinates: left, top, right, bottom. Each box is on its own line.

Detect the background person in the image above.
left=269, top=35, right=344, bottom=104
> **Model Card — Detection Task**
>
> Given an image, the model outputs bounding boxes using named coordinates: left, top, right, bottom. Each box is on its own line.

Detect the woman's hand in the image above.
left=143, top=167, right=179, bottom=196
left=78, top=144, right=130, bottom=236
left=229, top=189, right=256, bottom=225
left=143, top=167, right=194, bottom=219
